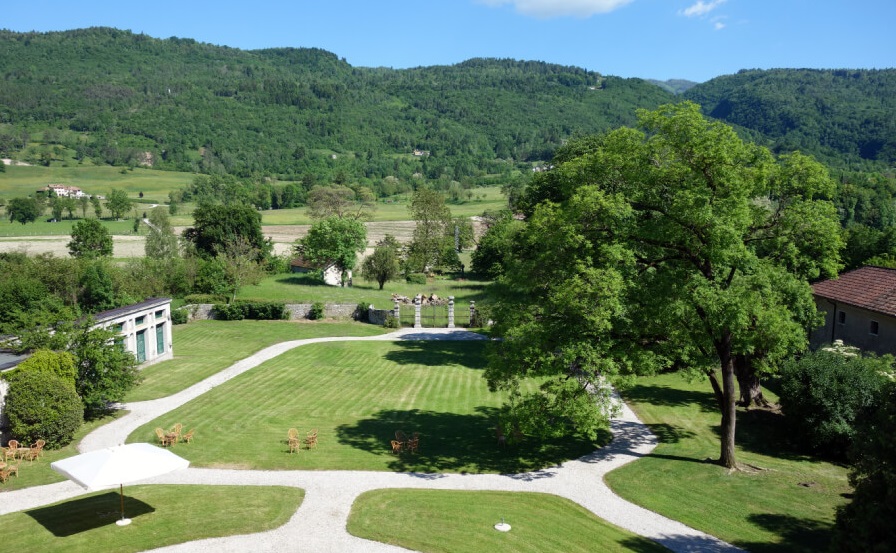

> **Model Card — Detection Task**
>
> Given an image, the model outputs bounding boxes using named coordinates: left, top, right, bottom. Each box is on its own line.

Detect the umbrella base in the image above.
left=116, top=518, right=132, bottom=526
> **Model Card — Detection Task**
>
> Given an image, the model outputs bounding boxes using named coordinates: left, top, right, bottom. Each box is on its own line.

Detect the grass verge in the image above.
left=126, top=320, right=388, bottom=401
left=130, top=341, right=605, bottom=473
left=347, top=489, right=668, bottom=553
left=0, top=485, right=302, bottom=553
left=604, top=372, right=850, bottom=553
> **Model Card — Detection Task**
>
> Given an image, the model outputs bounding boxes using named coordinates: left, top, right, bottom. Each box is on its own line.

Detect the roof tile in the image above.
left=812, top=266, right=896, bottom=317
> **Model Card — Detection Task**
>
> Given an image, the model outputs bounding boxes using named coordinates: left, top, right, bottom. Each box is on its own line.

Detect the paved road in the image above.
left=0, top=328, right=743, bottom=552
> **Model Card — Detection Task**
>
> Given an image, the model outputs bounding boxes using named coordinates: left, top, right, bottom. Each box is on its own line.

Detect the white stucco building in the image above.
left=94, top=297, right=174, bottom=366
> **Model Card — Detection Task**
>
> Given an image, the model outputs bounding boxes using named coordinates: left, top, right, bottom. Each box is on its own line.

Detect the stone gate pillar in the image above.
left=393, top=300, right=400, bottom=321
left=448, top=296, right=455, bottom=328
left=414, top=296, right=422, bottom=328
left=469, top=301, right=476, bottom=328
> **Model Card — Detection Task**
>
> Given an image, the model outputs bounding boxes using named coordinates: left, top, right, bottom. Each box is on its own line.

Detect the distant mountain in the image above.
left=684, top=68, right=896, bottom=168
left=0, top=27, right=673, bottom=185
left=647, top=79, right=700, bottom=95
left=0, top=28, right=893, bottom=186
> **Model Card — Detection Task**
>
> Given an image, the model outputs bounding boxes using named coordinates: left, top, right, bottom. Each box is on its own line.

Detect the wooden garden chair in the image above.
left=304, top=430, right=318, bottom=450
left=390, top=440, right=403, bottom=454
left=407, top=433, right=419, bottom=454
left=0, top=467, right=9, bottom=484
left=155, top=427, right=172, bottom=447
left=34, top=439, right=46, bottom=457
left=3, top=440, right=19, bottom=462
left=287, top=428, right=299, bottom=441
left=181, top=429, right=195, bottom=444
left=288, top=437, right=301, bottom=454
left=4, top=458, right=20, bottom=478
left=24, top=443, right=42, bottom=464
left=169, top=423, right=183, bottom=444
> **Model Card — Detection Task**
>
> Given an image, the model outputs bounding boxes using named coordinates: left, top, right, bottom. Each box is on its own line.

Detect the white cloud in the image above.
left=478, top=0, right=634, bottom=19
left=713, top=21, right=726, bottom=30
left=680, top=0, right=727, bottom=18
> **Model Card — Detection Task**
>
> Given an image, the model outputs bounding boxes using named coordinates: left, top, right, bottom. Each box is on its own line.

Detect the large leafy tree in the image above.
left=361, top=234, right=402, bottom=289
left=488, top=103, right=843, bottom=468
left=299, top=216, right=367, bottom=286
left=105, top=189, right=133, bottom=220
left=183, top=203, right=270, bottom=261
left=407, top=188, right=454, bottom=272
left=6, top=196, right=40, bottom=225
left=68, top=218, right=113, bottom=258
left=69, top=320, right=140, bottom=418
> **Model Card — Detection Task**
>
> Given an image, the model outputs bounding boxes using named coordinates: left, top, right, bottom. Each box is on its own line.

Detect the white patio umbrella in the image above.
left=51, top=443, right=190, bottom=526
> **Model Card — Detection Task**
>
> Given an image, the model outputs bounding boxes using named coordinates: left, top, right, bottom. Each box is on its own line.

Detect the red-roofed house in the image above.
left=811, top=266, right=896, bottom=355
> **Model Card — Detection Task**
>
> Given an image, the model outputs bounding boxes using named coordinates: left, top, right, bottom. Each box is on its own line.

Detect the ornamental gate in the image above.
left=395, top=298, right=476, bottom=328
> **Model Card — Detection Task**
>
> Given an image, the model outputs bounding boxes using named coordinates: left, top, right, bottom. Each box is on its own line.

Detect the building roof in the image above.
left=812, top=266, right=896, bottom=317
left=92, top=297, right=172, bottom=323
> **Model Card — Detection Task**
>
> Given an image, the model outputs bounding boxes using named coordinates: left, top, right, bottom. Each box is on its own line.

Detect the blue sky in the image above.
left=4, top=1, right=894, bottom=82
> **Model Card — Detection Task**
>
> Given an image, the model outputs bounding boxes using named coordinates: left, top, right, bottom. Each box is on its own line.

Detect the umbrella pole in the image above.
left=116, top=483, right=132, bottom=526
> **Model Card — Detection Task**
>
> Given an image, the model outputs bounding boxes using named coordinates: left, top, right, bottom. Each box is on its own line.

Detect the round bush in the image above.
left=5, top=369, right=83, bottom=448
left=308, top=301, right=325, bottom=320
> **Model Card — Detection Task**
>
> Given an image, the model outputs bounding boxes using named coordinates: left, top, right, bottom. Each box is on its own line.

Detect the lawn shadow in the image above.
left=335, top=407, right=598, bottom=474
left=621, top=383, right=718, bottom=413
left=383, top=340, right=489, bottom=369
left=27, top=492, right=155, bottom=536
left=736, top=513, right=834, bottom=553
left=710, top=407, right=829, bottom=463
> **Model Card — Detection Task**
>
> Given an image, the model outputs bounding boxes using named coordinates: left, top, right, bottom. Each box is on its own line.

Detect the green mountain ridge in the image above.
left=0, top=27, right=893, bottom=185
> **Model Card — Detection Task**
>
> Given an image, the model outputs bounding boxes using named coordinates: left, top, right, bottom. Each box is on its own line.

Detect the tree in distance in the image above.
left=145, top=208, right=179, bottom=259
left=68, top=218, right=113, bottom=258
left=105, top=189, right=133, bottom=220
left=298, top=216, right=367, bottom=287
left=361, top=234, right=402, bottom=289
left=406, top=187, right=454, bottom=273
left=307, top=184, right=376, bottom=220
left=183, top=203, right=270, bottom=261
left=488, top=102, right=843, bottom=469
left=6, top=196, right=40, bottom=225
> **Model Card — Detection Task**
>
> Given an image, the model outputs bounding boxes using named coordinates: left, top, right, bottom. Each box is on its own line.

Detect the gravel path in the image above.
left=0, top=328, right=744, bottom=552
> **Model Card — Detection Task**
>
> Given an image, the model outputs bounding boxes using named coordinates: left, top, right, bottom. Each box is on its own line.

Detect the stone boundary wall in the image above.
left=182, top=303, right=362, bottom=321
left=368, top=306, right=392, bottom=325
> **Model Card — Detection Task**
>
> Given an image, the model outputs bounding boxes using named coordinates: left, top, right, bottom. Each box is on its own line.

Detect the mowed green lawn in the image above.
left=605, top=373, right=851, bottom=553
left=127, top=320, right=388, bottom=402
left=0, top=485, right=302, bottom=553
left=348, top=489, right=667, bottom=553
left=130, top=340, right=603, bottom=474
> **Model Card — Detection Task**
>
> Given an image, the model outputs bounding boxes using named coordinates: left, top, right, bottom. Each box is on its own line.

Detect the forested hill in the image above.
left=685, top=68, right=896, bottom=169
left=1, top=29, right=893, bottom=184
left=0, top=27, right=673, bottom=183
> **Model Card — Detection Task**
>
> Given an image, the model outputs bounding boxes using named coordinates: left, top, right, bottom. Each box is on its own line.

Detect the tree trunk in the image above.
left=734, top=354, right=771, bottom=408
left=714, top=334, right=738, bottom=469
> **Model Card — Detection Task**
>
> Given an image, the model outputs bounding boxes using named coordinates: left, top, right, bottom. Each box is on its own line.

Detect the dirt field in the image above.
left=0, top=222, right=421, bottom=258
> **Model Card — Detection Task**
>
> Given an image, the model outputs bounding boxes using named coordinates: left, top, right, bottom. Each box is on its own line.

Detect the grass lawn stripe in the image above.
left=130, top=341, right=600, bottom=473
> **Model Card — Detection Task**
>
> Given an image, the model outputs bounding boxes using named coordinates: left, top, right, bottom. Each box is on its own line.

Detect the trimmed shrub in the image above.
left=308, top=301, right=325, bottom=320
left=171, top=308, right=189, bottom=325
left=355, top=302, right=371, bottom=322
left=213, top=301, right=287, bottom=321
left=183, top=293, right=226, bottom=304
left=5, top=369, right=83, bottom=448
left=13, top=349, right=77, bottom=384
left=778, top=349, right=892, bottom=458
left=406, top=273, right=427, bottom=285
left=383, top=313, right=401, bottom=329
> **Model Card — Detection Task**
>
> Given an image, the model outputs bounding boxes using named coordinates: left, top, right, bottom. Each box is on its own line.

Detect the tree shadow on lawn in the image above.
left=736, top=513, right=834, bottom=553
left=710, top=408, right=828, bottom=464
left=383, top=340, right=489, bottom=369
left=336, top=407, right=600, bottom=474
left=27, top=492, right=155, bottom=536
left=621, top=383, right=719, bottom=413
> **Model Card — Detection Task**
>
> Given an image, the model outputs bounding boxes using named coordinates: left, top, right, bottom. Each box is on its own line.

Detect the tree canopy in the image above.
left=299, top=216, right=367, bottom=286
left=487, top=102, right=843, bottom=468
left=182, top=203, right=270, bottom=261
left=68, top=218, right=113, bottom=258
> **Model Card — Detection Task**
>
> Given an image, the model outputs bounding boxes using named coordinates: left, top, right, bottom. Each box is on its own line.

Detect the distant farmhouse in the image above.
left=38, top=184, right=88, bottom=198
left=810, top=266, right=896, bottom=355
left=290, top=256, right=350, bottom=287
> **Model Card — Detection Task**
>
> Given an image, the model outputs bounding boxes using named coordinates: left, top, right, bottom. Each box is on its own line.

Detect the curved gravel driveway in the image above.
left=0, top=327, right=744, bottom=552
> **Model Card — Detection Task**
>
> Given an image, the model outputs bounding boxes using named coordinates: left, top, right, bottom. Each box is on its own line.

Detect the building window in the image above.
left=837, top=311, right=846, bottom=325
left=135, top=315, right=146, bottom=326
left=155, top=309, right=165, bottom=319
left=870, top=320, right=879, bottom=336
left=116, top=322, right=125, bottom=333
